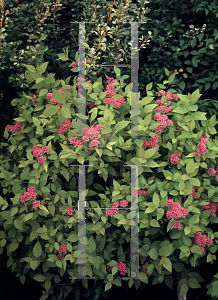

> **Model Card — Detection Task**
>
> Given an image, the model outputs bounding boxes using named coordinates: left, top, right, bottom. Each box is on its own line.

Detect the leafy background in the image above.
left=0, top=0, right=218, bottom=299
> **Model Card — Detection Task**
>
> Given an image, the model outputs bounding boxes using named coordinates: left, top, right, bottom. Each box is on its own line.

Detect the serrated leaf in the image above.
left=150, top=219, right=160, bottom=227
left=33, top=241, right=42, bottom=258
left=33, top=274, right=46, bottom=282
left=163, top=257, right=172, bottom=272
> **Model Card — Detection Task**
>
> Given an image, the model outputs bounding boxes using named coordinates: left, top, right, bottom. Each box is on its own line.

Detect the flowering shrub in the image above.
left=1, top=57, right=218, bottom=300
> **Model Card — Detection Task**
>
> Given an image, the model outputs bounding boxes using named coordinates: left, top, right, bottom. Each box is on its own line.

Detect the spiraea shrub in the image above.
left=1, top=52, right=218, bottom=300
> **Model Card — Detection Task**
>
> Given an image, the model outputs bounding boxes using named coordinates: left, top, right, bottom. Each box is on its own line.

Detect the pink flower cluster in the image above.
left=116, top=262, right=127, bottom=276
left=195, top=232, right=213, bottom=254
left=194, top=133, right=208, bottom=157
left=5, top=121, right=23, bottom=135
left=105, top=200, right=128, bottom=217
left=166, top=199, right=188, bottom=230
left=54, top=242, right=68, bottom=259
left=158, top=90, right=179, bottom=101
left=19, top=186, right=40, bottom=209
left=171, top=151, right=181, bottom=164
left=142, top=92, right=175, bottom=151
left=131, top=189, right=147, bottom=198
left=99, top=77, right=126, bottom=109
left=69, top=124, right=103, bottom=149
left=65, top=208, right=75, bottom=217
left=207, top=166, right=218, bottom=182
left=142, top=262, right=148, bottom=274
left=32, top=145, right=49, bottom=164
left=58, top=119, right=72, bottom=135
left=33, top=201, right=41, bottom=209
left=46, top=88, right=68, bottom=107
left=201, top=198, right=217, bottom=217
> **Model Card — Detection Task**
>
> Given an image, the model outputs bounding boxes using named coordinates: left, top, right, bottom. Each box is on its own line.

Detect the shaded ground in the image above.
left=0, top=247, right=213, bottom=300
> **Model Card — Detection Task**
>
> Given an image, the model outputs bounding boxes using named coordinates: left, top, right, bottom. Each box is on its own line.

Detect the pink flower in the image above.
left=180, top=208, right=188, bottom=217
left=111, top=206, right=119, bottom=214
left=24, top=192, right=31, bottom=200
left=38, top=156, right=46, bottom=164
left=208, top=168, right=216, bottom=176
left=195, top=232, right=213, bottom=253
left=106, top=209, right=114, bottom=217
left=82, top=135, right=90, bottom=142
left=112, top=201, right=120, bottom=207
left=72, top=63, right=77, bottom=67
left=42, top=146, right=49, bottom=153
left=166, top=211, right=174, bottom=219
left=116, top=262, right=127, bottom=276
left=27, top=186, right=35, bottom=193
left=158, top=90, right=165, bottom=96
left=30, top=192, right=37, bottom=200
left=19, top=195, right=26, bottom=204
left=33, top=200, right=41, bottom=209
left=120, top=200, right=128, bottom=207
left=5, top=121, right=23, bottom=135
left=66, top=208, right=75, bottom=215
left=113, top=102, right=120, bottom=109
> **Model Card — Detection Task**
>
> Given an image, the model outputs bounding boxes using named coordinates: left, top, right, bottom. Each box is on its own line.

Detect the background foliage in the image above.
left=0, top=0, right=218, bottom=299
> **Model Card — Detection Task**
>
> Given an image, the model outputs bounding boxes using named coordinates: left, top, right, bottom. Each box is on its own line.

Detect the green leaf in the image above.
left=150, top=219, right=160, bottom=227
left=113, top=120, right=129, bottom=133
left=112, top=278, right=122, bottom=286
left=61, top=105, right=71, bottom=118
left=87, top=236, right=96, bottom=253
left=40, top=34, right=47, bottom=41
left=164, top=244, right=173, bottom=257
left=90, top=107, right=98, bottom=122
left=30, top=260, right=40, bottom=270
left=157, top=208, right=164, bottom=220
left=164, top=68, right=170, bottom=76
left=188, top=278, right=201, bottom=289
left=180, top=284, right=188, bottom=297
left=38, top=62, right=48, bottom=75
left=189, top=178, right=200, bottom=186
left=24, top=213, right=33, bottom=222
left=145, top=205, right=156, bottom=213
left=26, top=64, right=36, bottom=73
left=146, top=82, right=153, bottom=91
left=30, top=231, right=38, bottom=241
left=112, top=266, right=118, bottom=275
left=48, top=204, right=55, bottom=217
left=153, top=192, right=160, bottom=206
left=163, top=257, right=172, bottom=272
left=33, top=274, right=46, bottom=282
left=165, top=275, right=173, bottom=289
left=191, top=245, right=202, bottom=255
left=148, top=248, right=158, bottom=260
left=39, top=205, right=50, bottom=215
left=186, top=159, right=195, bottom=173
left=105, top=282, right=112, bottom=291
left=33, top=241, right=42, bottom=258
left=14, top=218, right=23, bottom=230
left=93, top=256, right=101, bottom=270
left=193, top=111, right=207, bottom=120
left=11, top=207, right=18, bottom=216
left=52, top=89, right=65, bottom=104
left=8, top=242, right=19, bottom=253
left=144, top=147, right=157, bottom=159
